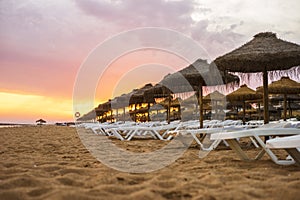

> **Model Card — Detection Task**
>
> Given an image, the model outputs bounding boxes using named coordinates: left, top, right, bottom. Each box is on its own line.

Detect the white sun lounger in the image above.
left=266, top=135, right=300, bottom=165
left=106, top=123, right=177, bottom=141
left=168, top=123, right=261, bottom=151
left=210, top=123, right=300, bottom=165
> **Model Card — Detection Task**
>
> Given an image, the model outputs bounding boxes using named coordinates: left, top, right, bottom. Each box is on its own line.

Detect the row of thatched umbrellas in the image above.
left=92, top=59, right=240, bottom=126
left=81, top=32, right=300, bottom=126
left=91, top=76, right=299, bottom=124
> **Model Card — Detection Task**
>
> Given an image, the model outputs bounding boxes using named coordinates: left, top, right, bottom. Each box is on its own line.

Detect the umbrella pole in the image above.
left=283, top=94, right=287, bottom=121
left=243, top=101, right=246, bottom=125
left=116, top=109, right=118, bottom=122
left=148, top=103, right=150, bottom=122
left=134, top=104, right=137, bottom=122
left=263, top=69, right=270, bottom=143
left=111, top=110, right=113, bottom=123
left=167, top=97, right=171, bottom=124
left=263, top=69, right=269, bottom=124
left=258, top=103, right=261, bottom=120
left=199, top=87, right=204, bottom=128
left=288, top=100, right=292, bottom=118
left=123, top=107, right=125, bottom=123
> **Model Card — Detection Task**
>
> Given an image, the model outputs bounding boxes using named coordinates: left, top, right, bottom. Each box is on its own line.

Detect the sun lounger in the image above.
left=266, top=135, right=300, bottom=165
left=172, top=125, right=251, bottom=151
left=105, top=122, right=177, bottom=141
left=210, top=122, right=300, bottom=165
left=167, top=119, right=262, bottom=151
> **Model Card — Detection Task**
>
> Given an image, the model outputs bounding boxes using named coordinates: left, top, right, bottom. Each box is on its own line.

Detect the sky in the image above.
left=0, top=0, right=300, bottom=123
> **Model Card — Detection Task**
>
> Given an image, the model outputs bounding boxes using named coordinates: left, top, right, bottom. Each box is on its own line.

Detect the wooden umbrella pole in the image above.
left=199, top=86, right=204, bottom=128
left=111, top=110, right=113, bottom=123
left=258, top=103, right=261, bottom=120
left=147, top=102, right=150, bottom=122
left=283, top=93, right=287, bottom=121
left=116, top=109, right=118, bottom=122
left=263, top=69, right=269, bottom=124
left=288, top=100, right=292, bottom=118
left=134, top=104, right=137, bottom=122
left=123, top=107, right=125, bottom=123
left=243, top=100, right=246, bottom=125
left=167, top=97, right=171, bottom=124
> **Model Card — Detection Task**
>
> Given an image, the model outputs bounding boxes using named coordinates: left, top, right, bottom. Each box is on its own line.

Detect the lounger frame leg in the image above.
left=285, top=148, right=300, bottom=165
left=226, top=139, right=250, bottom=160
left=253, top=135, right=295, bottom=165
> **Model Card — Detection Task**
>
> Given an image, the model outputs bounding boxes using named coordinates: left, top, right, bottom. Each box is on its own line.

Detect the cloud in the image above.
left=74, top=0, right=248, bottom=60
left=74, top=0, right=195, bottom=31
left=191, top=20, right=246, bottom=59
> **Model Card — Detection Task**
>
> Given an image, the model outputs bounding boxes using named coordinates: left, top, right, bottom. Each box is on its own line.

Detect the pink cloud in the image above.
left=191, top=20, right=246, bottom=59
left=74, top=0, right=195, bottom=31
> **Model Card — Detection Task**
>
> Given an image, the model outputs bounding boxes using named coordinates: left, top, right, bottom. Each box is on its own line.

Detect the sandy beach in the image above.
left=0, top=125, right=299, bottom=200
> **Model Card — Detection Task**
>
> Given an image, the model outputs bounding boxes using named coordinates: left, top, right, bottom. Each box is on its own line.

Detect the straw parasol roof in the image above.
left=144, top=84, right=173, bottom=99
left=160, top=97, right=181, bottom=108
left=36, top=119, right=46, bottom=124
left=95, top=100, right=113, bottom=122
left=257, top=76, right=300, bottom=94
left=203, top=91, right=225, bottom=102
left=214, top=32, right=300, bottom=72
left=129, top=83, right=155, bottom=105
left=160, top=59, right=239, bottom=93
left=227, top=84, right=262, bottom=123
left=127, top=84, right=156, bottom=122
left=214, top=32, right=300, bottom=124
left=257, top=76, right=300, bottom=121
left=98, top=100, right=112, bottom=111
left=227, top=84, right=262, bottom=102
left=142, top=84, right=175, bottom=123
left=181, top=94, right=198, bottom=106
left=203, top=91, right=226, bottom=119
left=159, top=59, right=239, bottom=127
left=77, top=110, right=96, bottom=121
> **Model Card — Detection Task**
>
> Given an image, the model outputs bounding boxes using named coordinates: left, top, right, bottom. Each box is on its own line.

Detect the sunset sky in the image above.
left=1, top=0, right=300, bottom=123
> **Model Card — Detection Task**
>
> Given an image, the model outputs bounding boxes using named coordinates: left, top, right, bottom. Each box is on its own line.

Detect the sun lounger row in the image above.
left=210, top=122, right=300, bottom=165
left=78, top=120, right=300, bottom=165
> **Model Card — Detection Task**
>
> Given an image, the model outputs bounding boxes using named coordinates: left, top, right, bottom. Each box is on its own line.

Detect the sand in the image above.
left=0, top=125, right=299, bottom=200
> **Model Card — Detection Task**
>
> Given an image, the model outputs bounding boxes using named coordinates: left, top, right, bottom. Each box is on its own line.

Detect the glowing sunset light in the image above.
left=0, top=0, right=299, bottom=123
left=0, top=92, right=73, bottom=123
left=95, top=49, right=189, bottom=103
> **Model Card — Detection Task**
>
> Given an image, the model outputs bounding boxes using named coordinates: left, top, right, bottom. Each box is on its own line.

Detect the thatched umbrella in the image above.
left=227, top=84, right=262, bottom=124
left=78, top=109, right=97, bottom=122
left=269, top=94, right=300, bottom=117
left=36, top=119, right=46, bottom=125
left=203, top=90, right=226, bottom=102
left=144, top=84, right=173, bottom=99
left=203, top=91, right=226, bottom=120
left=96, top=100, right=112, bottom=122
left=110, top=90, right=141, bottom=122
left=214, top=32, right=300, bottom=124
left=257, top=76, right=300, bottom=121
left=159, top=97, right=181, bottom=121
left=160, top=59, right=239, bottom=128
left=129, top=83, right=155, bottom=122
left=144, top=84, right=174, bottom=123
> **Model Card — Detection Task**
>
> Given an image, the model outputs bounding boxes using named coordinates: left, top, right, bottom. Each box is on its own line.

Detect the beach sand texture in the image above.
left=0, top=126, right=299, bottom=200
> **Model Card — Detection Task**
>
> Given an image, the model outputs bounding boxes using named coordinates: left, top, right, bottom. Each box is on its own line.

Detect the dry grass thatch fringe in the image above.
left=233, top=66, right=300, bottom=88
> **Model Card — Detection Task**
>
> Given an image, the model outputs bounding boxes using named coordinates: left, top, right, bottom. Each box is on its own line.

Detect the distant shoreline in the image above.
left=0, top=123, right=33, bottom=126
